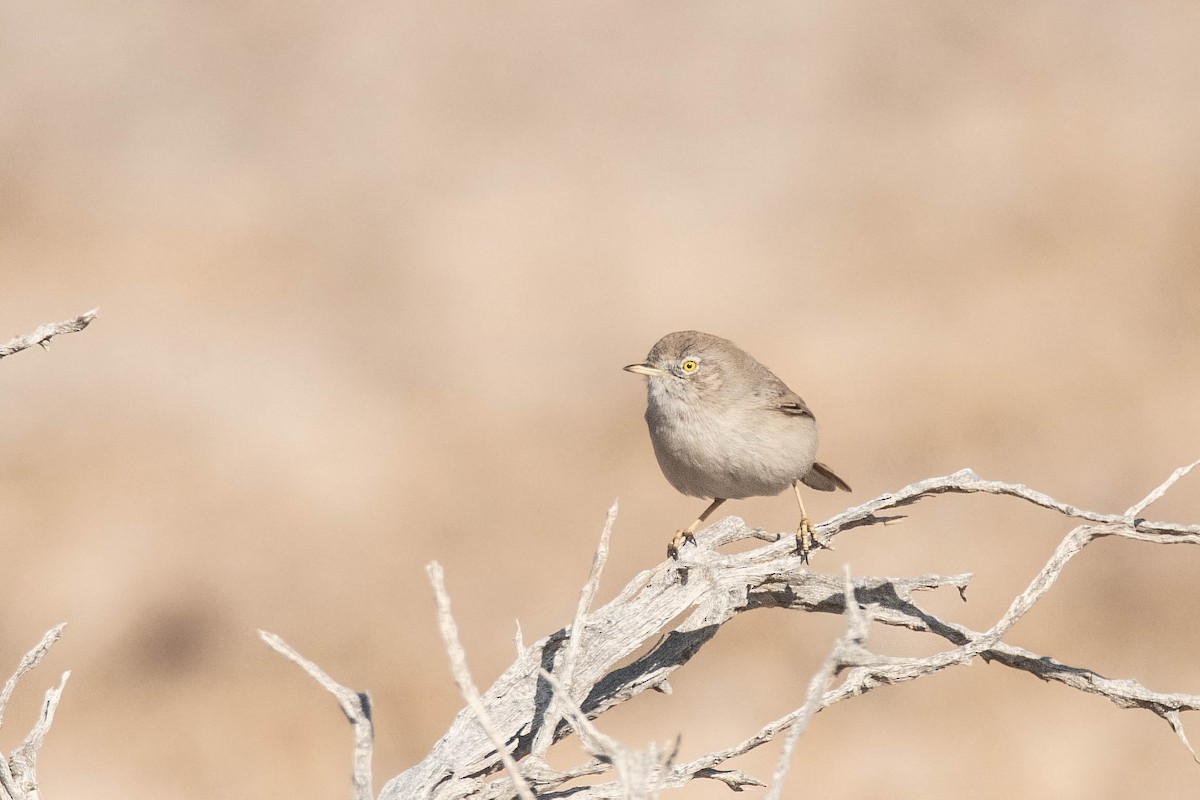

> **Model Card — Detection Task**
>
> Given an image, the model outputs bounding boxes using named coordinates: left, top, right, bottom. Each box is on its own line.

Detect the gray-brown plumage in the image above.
left=625, top=330, right=850, bottom=560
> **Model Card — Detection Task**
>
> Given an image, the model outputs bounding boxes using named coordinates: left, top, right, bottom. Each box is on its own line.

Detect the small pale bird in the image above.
left=625, top=330, right=850, bottom=560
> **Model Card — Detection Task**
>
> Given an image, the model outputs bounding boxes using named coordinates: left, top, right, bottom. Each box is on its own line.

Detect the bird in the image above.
left=624, top=330, right=850, bottom=561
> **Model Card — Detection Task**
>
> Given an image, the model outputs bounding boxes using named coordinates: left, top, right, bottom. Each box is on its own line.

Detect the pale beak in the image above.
left=623, top=363, right=666, bottom=377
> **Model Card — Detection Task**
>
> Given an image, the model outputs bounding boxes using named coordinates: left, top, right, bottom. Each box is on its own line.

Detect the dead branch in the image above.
left=530, top=502, right=617, bottom=759
left=375, top=461, right=1199, bottom=799
left=0, top=310, right=99, bottom=360
left=0, top=625, right=69, bottom=800
left=766, top=567, right=866, bottom=800
left=427, top=563, right=538, bottom=800
left=259, top=631, right=374, bottom=800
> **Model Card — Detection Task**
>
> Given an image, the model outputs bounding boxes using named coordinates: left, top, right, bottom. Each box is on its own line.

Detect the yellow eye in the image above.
left=680, top=359, right=698, bottom=372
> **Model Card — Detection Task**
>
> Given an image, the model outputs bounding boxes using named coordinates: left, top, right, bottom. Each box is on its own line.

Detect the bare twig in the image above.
left=532, top=501, right=617, bottom=757
left=819, top=467, right=1200, bottom=543
left=538, top=665, right=685, bottom=799
left=0, top=626, right=65, bottom=732
left=0, top=309, right=99, bottom=360
left=427, top=562, right=537, bottom=800
left=0, top=625, right=69, bottom=800
left=1126, top=459, right=1200, bottom=518
left=259, top=632, right=374, bottom=800
left=7, top=671, right=70, bottom=800
left=767, top=568, right=867, bottom=800
left=538, top=668, right=624, bottom=764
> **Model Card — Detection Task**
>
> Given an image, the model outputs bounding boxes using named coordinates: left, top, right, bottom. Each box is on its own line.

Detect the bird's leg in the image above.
left=669, top=498, right=726, bottom=559
left=792, top=481, right=823, bottom=563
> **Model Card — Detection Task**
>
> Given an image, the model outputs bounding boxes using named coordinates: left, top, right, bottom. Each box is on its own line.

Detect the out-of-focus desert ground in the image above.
left=2, top=3, right=1199, bottom=798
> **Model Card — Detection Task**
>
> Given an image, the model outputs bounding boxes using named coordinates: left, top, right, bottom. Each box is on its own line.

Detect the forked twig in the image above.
left=0, top=625, right=70, bottom=800
left=259, top=632, right=374, bottom=800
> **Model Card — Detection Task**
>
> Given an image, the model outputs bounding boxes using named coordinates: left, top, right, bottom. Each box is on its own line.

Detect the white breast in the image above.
left=645, top=395, right=819, bottom=500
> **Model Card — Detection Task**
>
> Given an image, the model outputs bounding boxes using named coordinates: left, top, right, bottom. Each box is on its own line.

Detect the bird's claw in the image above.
left=667, top=530, right=696, bottom=560
left=794, top=519, right=828, bottom=564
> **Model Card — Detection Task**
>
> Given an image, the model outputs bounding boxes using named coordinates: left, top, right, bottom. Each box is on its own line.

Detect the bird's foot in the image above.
left=794, top=518, right=828, bottom=564
left=668, top=530, right=696, bottom=560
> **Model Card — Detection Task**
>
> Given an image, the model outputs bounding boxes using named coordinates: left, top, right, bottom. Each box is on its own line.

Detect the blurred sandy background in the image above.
left=2, top=2, right=1199, bottom=798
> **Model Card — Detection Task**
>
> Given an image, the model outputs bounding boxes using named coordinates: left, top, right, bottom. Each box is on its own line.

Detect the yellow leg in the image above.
left=792, top=481, right=820, bottom=563
left=669, top=498, right=726, bottom=559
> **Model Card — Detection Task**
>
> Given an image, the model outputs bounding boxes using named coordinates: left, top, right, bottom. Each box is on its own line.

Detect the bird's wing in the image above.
left=740, top=356, right=815, bottom=419
left=774, top=387, right=815, bottom=419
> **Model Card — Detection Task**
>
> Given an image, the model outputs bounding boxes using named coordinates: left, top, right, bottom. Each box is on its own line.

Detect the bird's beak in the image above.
left=623, top=362, right=666, bottom=377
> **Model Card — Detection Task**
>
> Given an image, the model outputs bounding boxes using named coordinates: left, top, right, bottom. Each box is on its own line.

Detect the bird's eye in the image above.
left=680, top=359, right=698, bottom=372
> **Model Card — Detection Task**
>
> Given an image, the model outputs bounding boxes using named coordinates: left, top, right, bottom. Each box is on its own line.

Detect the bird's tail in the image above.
left=802, top=462, right=852, bottom=492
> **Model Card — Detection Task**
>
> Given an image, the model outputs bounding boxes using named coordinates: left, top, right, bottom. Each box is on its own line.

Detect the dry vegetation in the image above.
left=265, top=467, right=1200, bottom=798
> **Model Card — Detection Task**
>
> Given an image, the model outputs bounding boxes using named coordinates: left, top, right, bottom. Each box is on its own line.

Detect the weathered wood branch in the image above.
left=427, top=564, right=538, bottom=800
left=0, top=310, right=99, bottom=360
left=259, top=631, right=375, bottom=800
left=0, top=625, right=70, bottom=800
left=375, top=461, right=1199, bottom=799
